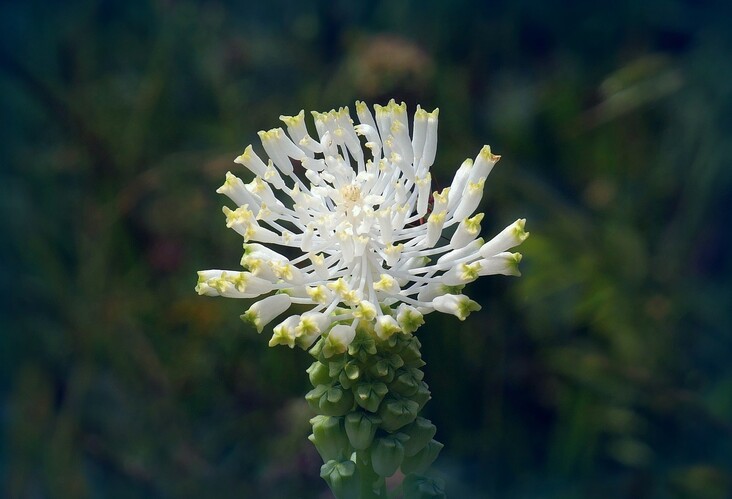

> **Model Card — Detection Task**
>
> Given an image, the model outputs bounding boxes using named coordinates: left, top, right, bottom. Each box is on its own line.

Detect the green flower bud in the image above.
left=328, top=356, right=347, bottom=378
left=400, top=440, right=444, bottom=474
left=381, top=331, right=400, bottom=349
left=390, top=367, right=425, bottom=396
left=323, top=325, right=355, bottom=358
left=347, top=331, right=377, bottom=361
left=355, top=381, right=388, bottom=412
left=402, top=417, right=437, bottom=457
left=306, top=384, right=354, bottom=416
left=320, top=459, right=360, bottom=499
left=402, top=473, right=446, bottom=499
left=398, top=336, right=423, bottom=364
left=368, top=358, right=395, bottom=383
left=307, top=361, right=331, bottom=386
left=405, top=357, right=427, bottom=369
left=378, top=395, right=419, bottom=431
left=412, top=381, right=432, bottom=410
left=371, top=434, right=408, bottom=477
left=309, top=337, right=325, bottom=359
left=344, top=411, right=381, bottom=450
left=386, top=352, right=405, bottom=370
left=308, top=415, right=350, bottom=461
left=338, top=361, right=361, bottom=389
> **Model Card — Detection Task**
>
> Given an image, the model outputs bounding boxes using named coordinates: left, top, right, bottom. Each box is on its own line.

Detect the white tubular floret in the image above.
left=241, top=294, right=293, bottom=333
left=355, top=101, right=379, bottom=138
left=244, top=243, right=288, bottom=262
left=420, top=108, right=439, bottom=172
left=375, top=315, right=401, bottom=340
left=279, top=110, right=311, bottom=156
left=450, top=213, right=484, bottom=248
left=470, top=145, right=500, bottom=183
left=440, top=262, right=483, bottom=286
left=477, top=252, right=523, bottom=277
left=354, top=300, right=378, bottom=321
left=269, top=260, right=305, bottom=285
left=217, top=172, right=257, bottom=207
left=309, top=253, right=330, bottom=280
left=437, top=238, right=484, bottom=265
left=432, top=294, right=482, bottom=321
left=479, top=219, right=529, bottom=258
left=425, top=211, right=447, bottom=248
left=396, top=304, right=424, bottom=334
left=234, top=145, right=267, bottom=176
left=411, top=106, right=428, bottom=166
left=258, top=129, right=295, bottom=175
left=447, top=158, right=473, bottom=211
left=391, top=118, right=414, bottom=167
left=416, top=282, right=447, bottom=302
left=451, top=177, right=486, bottom=221
left=415, top=174, right=432, bottom=219
left=383, top=243, right=404, bottom=268
left=326, top=324, right=356, bottom=354
left=373, top=274, right=401, bottom=295
left=269, top=315, right=300, bottom=348
left=296, top=312, right=331, bottom=349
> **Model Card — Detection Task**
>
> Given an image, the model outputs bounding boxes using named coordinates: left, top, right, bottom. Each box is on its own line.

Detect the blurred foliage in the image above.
left=2, top=0, right=731, bottom=497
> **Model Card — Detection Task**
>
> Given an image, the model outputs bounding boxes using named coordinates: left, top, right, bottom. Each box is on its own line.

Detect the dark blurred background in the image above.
left=2, top=0, right=731, bottom=497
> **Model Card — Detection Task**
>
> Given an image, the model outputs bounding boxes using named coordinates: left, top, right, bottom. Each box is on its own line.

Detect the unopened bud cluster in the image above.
left=307, top=325, right=444, bottom=498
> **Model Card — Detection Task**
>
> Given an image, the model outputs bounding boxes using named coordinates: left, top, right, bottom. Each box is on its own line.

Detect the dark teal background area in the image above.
left=2, top=1, right=731, bottom=497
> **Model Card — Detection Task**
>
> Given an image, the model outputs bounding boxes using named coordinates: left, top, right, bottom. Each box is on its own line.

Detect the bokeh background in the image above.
left=2, top=0, right=731, bottom=497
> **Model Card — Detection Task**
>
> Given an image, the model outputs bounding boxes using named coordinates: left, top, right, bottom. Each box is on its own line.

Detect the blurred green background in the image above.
left=2, top=0, right=731, bottom=497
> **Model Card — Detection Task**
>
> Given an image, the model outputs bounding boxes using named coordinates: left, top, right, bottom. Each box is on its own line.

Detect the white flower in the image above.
left=197, top=100, right=528, bottom=348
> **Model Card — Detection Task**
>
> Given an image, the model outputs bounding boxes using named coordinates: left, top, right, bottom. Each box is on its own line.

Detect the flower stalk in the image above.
left=196, top=100, right=528, bottom=498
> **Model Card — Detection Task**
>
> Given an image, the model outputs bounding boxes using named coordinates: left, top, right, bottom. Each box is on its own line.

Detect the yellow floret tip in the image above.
left=234, top=145, right=253, bottom=164
left=464, top=213, right=484, bottom=234
left=279, top=110, right=304, bottom=127
left=479, top=145, right=501, bottom=162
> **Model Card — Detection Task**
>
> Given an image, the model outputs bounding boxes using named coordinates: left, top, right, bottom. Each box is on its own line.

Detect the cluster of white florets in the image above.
left=196, top=100, right=528, bottom=351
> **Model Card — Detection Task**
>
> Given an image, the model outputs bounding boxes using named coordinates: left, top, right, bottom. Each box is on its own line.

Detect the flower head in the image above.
left=197, top=100, right=528, bottom=349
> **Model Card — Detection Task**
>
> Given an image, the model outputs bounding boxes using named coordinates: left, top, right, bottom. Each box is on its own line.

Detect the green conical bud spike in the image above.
left=402, top=417, right=438, bottom=457
left=320, top=459, right=360, bottom=499
left=402, top=473, right=446, bottom=499
left=378, top=395, right=420, bottom=431
left=355, top=381, right=388, bottom=412
left=308, top=415, right=351, bottom=461
left=307, top=361, right=331, bottom=386
left=371, top=434, right=408, bottom=477
left=306, top=384, right=354, bottom=416
left=412, top=381, right=432, bottom=410
left=400, top=440, right=444, bottom=474
left=390, top=368, right=425, bottom=396
left=344, top=411, right=381, bottom=450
